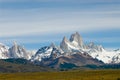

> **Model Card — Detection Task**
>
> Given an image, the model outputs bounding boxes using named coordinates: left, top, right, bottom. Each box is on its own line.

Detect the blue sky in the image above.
left=0, top=0, right=120, bottom=50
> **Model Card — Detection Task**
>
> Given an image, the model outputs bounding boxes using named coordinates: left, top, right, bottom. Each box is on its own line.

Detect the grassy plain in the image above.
left=0, top=69, right=120, bottom=80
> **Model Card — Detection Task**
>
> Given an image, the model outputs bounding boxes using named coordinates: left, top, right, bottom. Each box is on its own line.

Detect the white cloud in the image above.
left=0, top=8, right=120, bottom=37
left=84, top=37, right=120, bottom=43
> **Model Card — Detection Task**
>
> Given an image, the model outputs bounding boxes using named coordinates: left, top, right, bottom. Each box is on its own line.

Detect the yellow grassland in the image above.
left=0, top=69, right=120, bottom=80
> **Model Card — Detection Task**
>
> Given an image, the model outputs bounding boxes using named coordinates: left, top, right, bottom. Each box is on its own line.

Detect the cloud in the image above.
left=0, top=18, right=119, bottom=37
left=0, top=1, right=120, bottom=40
left=84, top=37, right=120, bottom=43
left=0, top=8, right=120, bottom=37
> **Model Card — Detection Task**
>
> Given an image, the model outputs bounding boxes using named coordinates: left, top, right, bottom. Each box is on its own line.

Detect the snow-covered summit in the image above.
left=0, top=43, right=9, bottom=59
left=9, top=42, right=30, bottom=59
left=31, top=43, right=63, bottom=61
left=0, top=42, right=34, bottom=60
left=70, top=32, right=84, bottom=47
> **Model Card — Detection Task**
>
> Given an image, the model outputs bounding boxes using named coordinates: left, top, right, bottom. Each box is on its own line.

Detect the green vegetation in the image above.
left=3, top=58, right=29, bottom=65
left=84, top=64, right=120, bottom=69
left=0, top=69, right=120, bottom=80
left=60, top=62, right=78, bottom=69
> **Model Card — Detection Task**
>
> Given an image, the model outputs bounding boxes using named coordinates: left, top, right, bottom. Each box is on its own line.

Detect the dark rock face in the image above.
left=39, top=52, right=103, bottom=69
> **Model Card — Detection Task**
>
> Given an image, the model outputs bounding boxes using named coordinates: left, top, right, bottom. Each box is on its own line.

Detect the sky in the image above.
left=0, top=0, right=120, bottom=50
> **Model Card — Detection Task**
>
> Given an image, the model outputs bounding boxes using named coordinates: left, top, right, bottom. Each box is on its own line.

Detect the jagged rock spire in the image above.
left=60, top=36, right=71, bottom=52
left=60, top=32, right=84, bottom=52
left=13, top=41, right=17, bottom=46
left=63, top=36, right=69, bottom=42
left=8, top=41, right=30, bottom=59
left=70, top=32, right=84, bottom=47
left=50, top=42, right=56, bottom=48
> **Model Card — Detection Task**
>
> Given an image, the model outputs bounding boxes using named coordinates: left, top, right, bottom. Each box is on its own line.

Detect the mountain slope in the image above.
left=31, top=43, right=63, bottom=62
left=56, top=53, right=102, bottom=69
left=0, top=59, right=53, bottom=73
left=34, top=51, right=103, bottom=69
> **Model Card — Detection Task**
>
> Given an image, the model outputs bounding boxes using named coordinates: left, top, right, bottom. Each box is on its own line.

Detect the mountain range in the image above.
left=0, top=32, right=120, bottom=69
